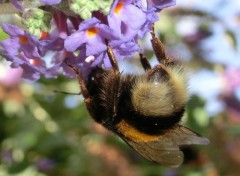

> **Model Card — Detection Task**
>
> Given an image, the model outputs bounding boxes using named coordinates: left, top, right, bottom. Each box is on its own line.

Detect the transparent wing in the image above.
left=125, top=138, right=184, bottom=167
left=120, top=125, right=209, bottom=167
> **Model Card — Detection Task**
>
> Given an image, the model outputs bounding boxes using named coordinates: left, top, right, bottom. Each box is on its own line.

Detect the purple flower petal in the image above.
left=65, top=17, right=117, bottom=57
left=147, top=0, right=176, bottom=11
left=2, top=24, right=24, bottom=37
left=9, top=0, right=23, bottom=11
left=22, top=44, right=40, bottom=58
left=64, top=31, right=86, bottom=52
left=138, top=9, right=159, bottom=38
left=86, top=36, right=107, bottom=56
left=0, top=38, right=20, bottom=55
left=78, top=18, right=100, bottom=31
left=40, top=0, right=62, bottom=5
left=20, top=63, right=42, bottom=81
left=120, top=4, right=146, bottom=30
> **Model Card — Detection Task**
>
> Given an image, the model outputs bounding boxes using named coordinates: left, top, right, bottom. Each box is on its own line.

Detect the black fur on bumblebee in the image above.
left=66, top=25, right=210, bottom=167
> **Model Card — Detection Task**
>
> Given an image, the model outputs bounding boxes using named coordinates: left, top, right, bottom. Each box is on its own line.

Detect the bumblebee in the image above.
left=67, top=26, right=209, bottom=167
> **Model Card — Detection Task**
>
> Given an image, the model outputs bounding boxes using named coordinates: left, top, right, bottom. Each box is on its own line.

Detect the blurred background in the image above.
left=0, top=0, right=240, bottom=175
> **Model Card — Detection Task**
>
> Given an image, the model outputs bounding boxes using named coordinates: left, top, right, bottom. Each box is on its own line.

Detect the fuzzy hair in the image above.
left=131, top=64, right=189, bottom=117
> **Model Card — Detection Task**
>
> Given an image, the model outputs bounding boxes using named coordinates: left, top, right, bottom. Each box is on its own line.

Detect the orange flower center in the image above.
left=30, top=58, right=41, bottom=66
left=19, top=35, right=29, bottom=43
left=39, top=31, right=48, bottom=40
left=114, top=2, right=123, bottom=14
left=86, top=27, right=99, bottom=37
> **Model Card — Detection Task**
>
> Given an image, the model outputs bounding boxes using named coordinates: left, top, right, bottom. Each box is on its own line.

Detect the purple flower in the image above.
left=40, top=0, right=62, bottom=5
left=6, top=0, right=23, bottom=11
left=138, top=8, right=159, bottom=38
left=86, top=41, right=140, bottom=70
left=0, top=0, right=177, bottom=81
left=47, top=51, right=78, bottom=78
left=1, top=24, right=41, bottom=59
left=4, top=52, right=46, bottom=81
left=64, top=2, right=149, bottom=74
left=0, top=24, right=47, bottom=81
left=147, top=0, right=176, bottom=11
left=20, top=63, right=44, bottom=81
left=0, top=24, right=70, bottom=81
left=108, top=0, right=147, bottom=40
left=0, top=0, right=23, bottom=11
left=65, top=17, right=117, bottom=56
left=11, top=0, right=23, bottom=10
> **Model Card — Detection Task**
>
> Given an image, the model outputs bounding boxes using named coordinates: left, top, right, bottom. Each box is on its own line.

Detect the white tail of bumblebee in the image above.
left=131, top=64, right=189, bottom=117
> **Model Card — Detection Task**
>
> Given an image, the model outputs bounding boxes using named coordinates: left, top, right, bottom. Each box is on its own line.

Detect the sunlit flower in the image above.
left=65, top=17, right=117, bottom=55
left=108, top=0, right=146, bottom=40
left=0, top=0, right=177, bottom=81
left=0, top=24, right=41, bottom=59
left=0, top=23, right=72, bottom=80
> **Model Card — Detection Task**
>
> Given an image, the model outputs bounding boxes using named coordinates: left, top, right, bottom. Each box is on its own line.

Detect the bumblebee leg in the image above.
left=139, top=53, right=151, bottom=71
left=150, top=24, right=173, bottom=66
left=105, top=41, right=121, bottom=119
left=105, top=40, right=119, bottom=73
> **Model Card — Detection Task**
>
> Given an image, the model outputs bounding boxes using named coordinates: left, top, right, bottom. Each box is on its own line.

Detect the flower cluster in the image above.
left=0, top=0, right=176, bottom=81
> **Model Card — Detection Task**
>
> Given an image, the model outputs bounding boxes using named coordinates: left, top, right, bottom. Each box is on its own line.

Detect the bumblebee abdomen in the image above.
left=123, top=106, right=184, bottom=134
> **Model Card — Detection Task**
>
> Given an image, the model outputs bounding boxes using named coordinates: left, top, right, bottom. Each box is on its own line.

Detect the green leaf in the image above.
left=0, top=28, right=9, bottom=40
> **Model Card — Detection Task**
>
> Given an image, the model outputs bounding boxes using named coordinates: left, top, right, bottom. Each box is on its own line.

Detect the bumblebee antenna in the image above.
left=64, top=60, right=90, bottom=99
left=53, top=90, right=81, bottom=95
left=150, top=24, right=172, bottom=66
